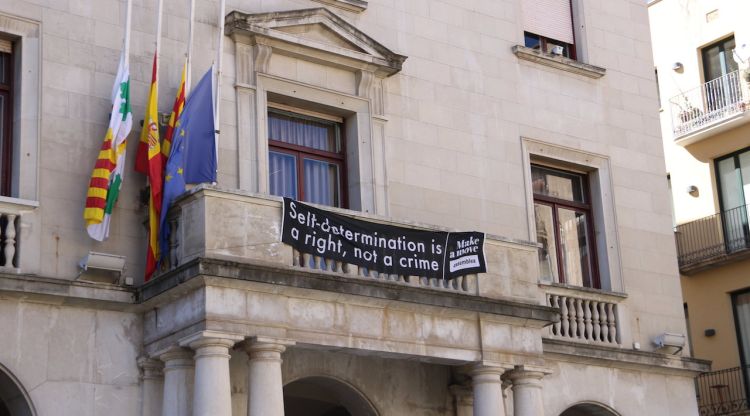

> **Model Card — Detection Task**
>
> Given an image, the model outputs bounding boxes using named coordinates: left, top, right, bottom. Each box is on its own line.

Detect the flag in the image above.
left=159, top=67, right=215, bottom=257
left=135, top=53, right=163, bottom=281
left=162, top=61, right=186, bottom=164
left=84, top=52, right=133, bottom=241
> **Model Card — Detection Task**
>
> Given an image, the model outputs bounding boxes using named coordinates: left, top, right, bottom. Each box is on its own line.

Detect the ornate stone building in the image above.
left=0, top=0, right=706, bottom=415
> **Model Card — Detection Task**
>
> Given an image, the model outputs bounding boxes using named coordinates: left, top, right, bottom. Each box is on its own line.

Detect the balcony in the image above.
left=696, top=366, right=750, bottom=416
left=543, top=284, right=624, bottom=346
left=674, top=204, right=750, bottom=273
left=669, top=70, right=750, bottom=145
left=153, top=186, right=543, bottom=303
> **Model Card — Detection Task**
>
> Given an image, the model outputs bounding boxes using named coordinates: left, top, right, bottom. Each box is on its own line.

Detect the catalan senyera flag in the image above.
left=84, top=53, right=133, bottom=241
left=162, top=61, right=186, bottom=163
left=135, top=53, right=163, bottom=281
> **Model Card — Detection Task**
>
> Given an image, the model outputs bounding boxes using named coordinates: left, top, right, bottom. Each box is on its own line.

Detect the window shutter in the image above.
left=0, top=39, right=11, bottom=54
left=521, top=0, right=575, bottom=45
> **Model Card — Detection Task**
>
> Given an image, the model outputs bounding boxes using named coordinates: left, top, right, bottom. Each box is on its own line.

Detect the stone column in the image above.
left=450, top=385, right=474, bottom=416
left=244, top=336, right=296, bottom=416
left=139, top=357, right=164, bottom=416
left=471, top=365, right=507, bottom=416
left=182, top=331, right=243, bottom=416
left=160, top=347, right=195, bottom=416
left=507, top=367, right=546, bottom=416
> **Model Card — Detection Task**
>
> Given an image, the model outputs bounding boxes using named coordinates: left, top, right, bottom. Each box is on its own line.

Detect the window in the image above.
left=702, top=36, right=740, bottom=113
left=715, top=148, right=750, bottom=252
left=267, top=108, right=346, bottom=208
left=532, top=165, right=599, bottom=288
left=521, top=0, right=577, bottom=60
left=0, top=38, right=12, bottom=197
left=732, top=289, right=750, bottom=400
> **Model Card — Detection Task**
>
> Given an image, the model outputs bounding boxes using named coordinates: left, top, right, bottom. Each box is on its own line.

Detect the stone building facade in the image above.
left=0, top=0, right=706, bottom=415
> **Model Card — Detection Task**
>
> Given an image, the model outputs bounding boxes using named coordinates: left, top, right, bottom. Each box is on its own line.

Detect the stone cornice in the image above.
left=543, top=338, right=710, bottom=376
left=512, top=45, right=606, bottom=79
left=138, top=257, right=560, bottom=327
left=311, top=0, right=368, bottom=13
left=0, top=273, right=136, bottom=309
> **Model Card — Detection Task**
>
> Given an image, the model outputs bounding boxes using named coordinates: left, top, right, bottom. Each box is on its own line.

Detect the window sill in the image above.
left=512, top=45, right=606, bottom=79
left=540, top=282, right=627, bottom=302
left=310, top=0, right=367, bottom=12
left=0, top=196, right=39, bottom=213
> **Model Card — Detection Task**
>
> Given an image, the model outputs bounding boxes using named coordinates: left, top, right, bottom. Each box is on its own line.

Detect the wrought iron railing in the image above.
left=675, top=204, right=750, bottom=270
left=669, top=70, right=749, bottom=138
left=696, top=365, right=750, bottom=416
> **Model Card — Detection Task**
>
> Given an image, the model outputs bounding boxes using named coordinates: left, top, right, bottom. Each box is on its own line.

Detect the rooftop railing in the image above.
left=669, top=70, right=749, bottom=139
left=675, top=204, right=750, bottom=271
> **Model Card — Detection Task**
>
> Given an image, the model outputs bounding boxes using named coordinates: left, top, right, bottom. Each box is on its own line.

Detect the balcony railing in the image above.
left=674, top=204, right=750, bottom=271
left=158, top=187, right=542, bottom=302
left=669, top=70, right=749, bottom=138
left=544, top=286, right=622, bottom=346
left=696, top=365, right=750, bottom=416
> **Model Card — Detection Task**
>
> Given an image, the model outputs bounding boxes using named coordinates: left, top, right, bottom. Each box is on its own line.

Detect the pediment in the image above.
left=225, top=8, right=406, bottom=76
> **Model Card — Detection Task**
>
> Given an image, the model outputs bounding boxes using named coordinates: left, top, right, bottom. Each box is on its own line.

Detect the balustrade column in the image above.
left=182, top=331, right=243, bottom=416
left=2, top=213, right=16, bottom=268
left=244, top=336, right=295, bottom=416
left=138, top=357, right=164, bottom=416
left=159, top=347, right=195, bottom=416
left=507, top=367, right=546, bottom=416
left=471, top=365, right=508, bottom=416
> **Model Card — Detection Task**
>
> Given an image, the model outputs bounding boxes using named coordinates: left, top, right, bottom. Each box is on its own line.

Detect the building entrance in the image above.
left=283, top=376, right=377, bottom=416
left=560, top=402, right=620, bottom=416
left=0, top=365, right=34, bottom=416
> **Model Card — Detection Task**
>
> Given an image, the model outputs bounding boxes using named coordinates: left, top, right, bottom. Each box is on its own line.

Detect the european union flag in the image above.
left=159, top=67, right=215, bottom=258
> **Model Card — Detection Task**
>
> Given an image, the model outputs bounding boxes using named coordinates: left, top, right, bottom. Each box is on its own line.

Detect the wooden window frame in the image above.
left=533, top=165, right=600, bottom=289
left=267, top=109, right=348, bottom=208
left=0, top=47, right=13, bottom=197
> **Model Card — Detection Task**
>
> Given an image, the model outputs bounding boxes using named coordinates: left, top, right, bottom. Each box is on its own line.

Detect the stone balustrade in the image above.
left=0, top=197, right=38, bottom=272
left=544, top=286, right=623, bottom=345
left=160, top=186, right=541, bottom=302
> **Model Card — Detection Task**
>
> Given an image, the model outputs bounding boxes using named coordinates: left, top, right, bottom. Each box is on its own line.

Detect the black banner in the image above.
left=281, top=198, right=486, bottom=279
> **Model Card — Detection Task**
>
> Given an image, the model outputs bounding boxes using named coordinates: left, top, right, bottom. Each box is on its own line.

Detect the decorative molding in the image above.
left=311, top=0, right=368, bottom=13
left=225, top=8, right=406, bottom=77
left=253, top=44, right=273, bottom=74
left=355, top=69, right=374, bottom=97
left=512, top=45, right=606, bottom=79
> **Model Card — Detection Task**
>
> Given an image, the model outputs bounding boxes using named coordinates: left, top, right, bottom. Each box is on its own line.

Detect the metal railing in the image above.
left=675, top=204, right=750, bottom=270
left=696, top=365, right=750, bottom=416
left=669, top=70, right=749, bottom=138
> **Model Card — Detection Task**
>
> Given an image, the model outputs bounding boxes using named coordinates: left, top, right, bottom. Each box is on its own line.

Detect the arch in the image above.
left=0, top=364, right=35, bottom=416
left=283, top=375, right=378, bottom=416
left=560, top=401, right=621, bottom=416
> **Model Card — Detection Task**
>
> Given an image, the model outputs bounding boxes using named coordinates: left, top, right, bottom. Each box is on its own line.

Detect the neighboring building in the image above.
left=0, top=0, right=705, bottom=415
left=649, top=0, right=750, bottom=414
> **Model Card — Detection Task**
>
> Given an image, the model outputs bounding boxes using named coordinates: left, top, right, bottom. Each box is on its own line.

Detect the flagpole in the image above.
left=186, top=0, right=196, bottom=94
left=213, top=0, right=226, bottom=179
left=123, top=0, right=133, bottom=61
left=155, top=0, right=163, bottom=73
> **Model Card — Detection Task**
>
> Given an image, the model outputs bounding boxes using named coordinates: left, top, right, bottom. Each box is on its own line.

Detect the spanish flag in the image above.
left=135, top=53, right=162, bottom=281
left=84, top=52, right=132, bottom=241
left=162, top=61, right=186, bottom=163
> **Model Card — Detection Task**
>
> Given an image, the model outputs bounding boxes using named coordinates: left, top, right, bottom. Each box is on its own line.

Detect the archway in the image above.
left=560, top=402, right=621, bottom=416
left=0, top=365, right=34, bottom=416
left=283, top=376, right=378, bottom=416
